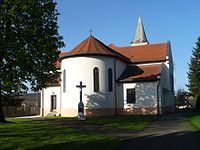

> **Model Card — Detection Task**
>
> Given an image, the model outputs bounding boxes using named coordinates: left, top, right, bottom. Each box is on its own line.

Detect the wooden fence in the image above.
left=3, top=106, right=40, bottom=117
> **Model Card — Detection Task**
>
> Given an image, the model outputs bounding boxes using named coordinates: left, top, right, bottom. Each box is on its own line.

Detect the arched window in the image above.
left=63, top=69, right=66, bottom=92
left=93, top=67, right=99, bottom=92
left=108, top=68, right=113, bottom=91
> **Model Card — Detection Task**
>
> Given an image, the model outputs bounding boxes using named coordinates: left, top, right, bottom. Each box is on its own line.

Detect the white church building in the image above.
left=41, top=16, right=175, bottom=117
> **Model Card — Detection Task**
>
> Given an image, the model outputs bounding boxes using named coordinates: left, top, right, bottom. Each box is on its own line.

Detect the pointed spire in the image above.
left=130, top=16, right=148, bottom=46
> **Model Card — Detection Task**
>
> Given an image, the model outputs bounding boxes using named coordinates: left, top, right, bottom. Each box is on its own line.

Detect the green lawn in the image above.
left=187, top=111, right=200, bottom=130
left=83, top=115, right=153, bottom=131
left=0, top=116, right=153, bottom=150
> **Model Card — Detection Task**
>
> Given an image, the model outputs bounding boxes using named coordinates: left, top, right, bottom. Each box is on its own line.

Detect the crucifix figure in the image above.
left=76, top=81, right=86, bottom=120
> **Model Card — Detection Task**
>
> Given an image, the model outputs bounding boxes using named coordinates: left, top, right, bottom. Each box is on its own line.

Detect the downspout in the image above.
left=114, top=59, right=117, bottom=115
left=41, top=89, right=44, bottom=116
left=59, top=69, right=62, bottom=116
left=59, top=82, right=62, bottom=116
left=157, top=77, right=160, bottom=115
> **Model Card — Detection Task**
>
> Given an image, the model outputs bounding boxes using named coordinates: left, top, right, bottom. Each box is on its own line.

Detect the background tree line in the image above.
left=175, top=37, right=200, bottom=109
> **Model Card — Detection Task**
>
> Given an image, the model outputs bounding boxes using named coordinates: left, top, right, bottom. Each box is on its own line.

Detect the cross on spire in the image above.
left=89, top=29, right=93, bottom=36
left=138, top=11, right=142, bottom=16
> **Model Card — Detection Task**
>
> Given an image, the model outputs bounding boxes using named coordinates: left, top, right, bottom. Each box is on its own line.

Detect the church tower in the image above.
left=130, top=16, right=148, bottom=46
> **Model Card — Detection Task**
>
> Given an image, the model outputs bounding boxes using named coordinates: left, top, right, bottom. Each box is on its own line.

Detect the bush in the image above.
left=175, top=89, right=190, bottom=108
left=195, top=96, right=200, bottom=109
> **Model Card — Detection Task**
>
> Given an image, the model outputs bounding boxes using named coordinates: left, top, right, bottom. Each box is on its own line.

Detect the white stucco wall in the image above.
left=61, top=56, right=116, bottom=116
left=160, top=63, right=171, bottom=90
left=115, top=60, right=127, bottom=79
left=160, top=58, right=175, bottom=108
left=135, top=60, right=174, bottom=110
left=123, top=82, right=158, bottom=108
left=161, top=87, right=175, bottom=108
left=116, top=83, right=124, bottom=109
left=162, top=41, right=174, bottom=93
left=41, top=86, right=61, bottom=116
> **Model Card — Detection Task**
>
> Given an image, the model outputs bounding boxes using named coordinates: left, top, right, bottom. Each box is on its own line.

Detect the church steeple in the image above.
left=130, top=16, right=148, bottom=46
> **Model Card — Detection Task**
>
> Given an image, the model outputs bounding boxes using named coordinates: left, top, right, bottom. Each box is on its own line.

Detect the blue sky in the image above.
left=56, top=0, right=200, bottom=91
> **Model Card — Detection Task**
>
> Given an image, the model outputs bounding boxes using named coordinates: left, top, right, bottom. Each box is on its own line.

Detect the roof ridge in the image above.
left=92, top=36, right=113, bottom=54
left=62, top=36, right=130, bottom=62
left=117, top=42, right=168, bottom=49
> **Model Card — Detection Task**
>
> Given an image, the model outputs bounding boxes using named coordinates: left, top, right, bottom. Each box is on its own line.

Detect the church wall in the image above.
left=160, top=87, right=175, bottom=113
left=116, top=83, right=124, bottom=109
left=61, top=56, right=116, bottom=117
left=41, top=86, right=61, bottom=116
left=121, top=82, right=159, bottom=115
left=115, top=60, right=127, bottom=79
left=162, top=42, right=174, bottom=93
left=160, top=61, right=175, bottom=112
left=160, top=63, right=171, bottom=90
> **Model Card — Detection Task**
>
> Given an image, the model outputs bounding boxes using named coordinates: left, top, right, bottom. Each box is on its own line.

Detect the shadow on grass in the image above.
left=0, top=120, right=15, bottom=124
left=38, top=115, right=154, bottom=131
left=0, top=118, right=128, bottom=150
left=122, top=131, right=200, bottom=150
left=36, top=115, right=154, bottom=137
left=30, top=139, right=126, bottom=150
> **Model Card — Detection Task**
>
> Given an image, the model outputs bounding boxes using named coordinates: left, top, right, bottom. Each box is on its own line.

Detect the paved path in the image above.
left=122, top=113, right=200, bottom=150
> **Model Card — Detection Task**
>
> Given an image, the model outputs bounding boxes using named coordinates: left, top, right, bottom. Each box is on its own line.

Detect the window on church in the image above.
left=50, top=95, right=57, bottom=111
left=108, top=68, right=113, bottom=91
left=93, top=67, right=99, bottom=92
left=63, top=69, right=66, bottom=92
left=126, top=88, right=136, bottom=104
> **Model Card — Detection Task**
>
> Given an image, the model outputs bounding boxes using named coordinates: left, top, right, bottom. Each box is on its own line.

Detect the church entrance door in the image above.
left=50, top=95, right=57, bottom=112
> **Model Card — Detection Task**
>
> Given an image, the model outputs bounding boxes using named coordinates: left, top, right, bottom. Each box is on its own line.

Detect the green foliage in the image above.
left=0, top=0, right=65, bottom=118
left=196, top=96, right=200, bottom=109
left=175, top=89, right=190, bottom=107
left=0, top=0, right=65, bottom=95
left=187, top=37, right=200, bottom=98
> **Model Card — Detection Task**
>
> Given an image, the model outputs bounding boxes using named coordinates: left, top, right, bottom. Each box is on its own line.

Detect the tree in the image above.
left=187, top=37, right=200, bottom=99
left=175, top=89, right=190, bottom=108
left=195, top=96, right=200, bottom=109
left=0, top=0, right=65, bottom=122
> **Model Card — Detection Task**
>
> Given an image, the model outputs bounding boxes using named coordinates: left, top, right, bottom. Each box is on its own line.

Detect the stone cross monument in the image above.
left=76, top=81, right=86, bottom=120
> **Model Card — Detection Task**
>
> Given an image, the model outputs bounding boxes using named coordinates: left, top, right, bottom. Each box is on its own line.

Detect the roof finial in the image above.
left=130, top=14, right=149, bottom=46
left=89, top=29, right=93, bottom=36
left=138, top=11, right=142, bottom=17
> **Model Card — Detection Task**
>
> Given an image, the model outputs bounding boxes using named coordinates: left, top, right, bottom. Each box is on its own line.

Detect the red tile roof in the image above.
left=118, top=65, right=161, bottom=82
left=62, top=36, right=130, bottom=62
left=109, top=43, right=168, bottom=63
left=55, top=52, right=69, bottom=69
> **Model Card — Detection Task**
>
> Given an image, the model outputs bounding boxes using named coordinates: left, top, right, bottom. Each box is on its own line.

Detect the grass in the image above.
left=186, top=110, right=200, bottom=130
left=0, top=118, right=122, bottom=150
left=0, top=116, right=153, bottom=150
left=83, top=115, right=153, bottom=131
